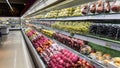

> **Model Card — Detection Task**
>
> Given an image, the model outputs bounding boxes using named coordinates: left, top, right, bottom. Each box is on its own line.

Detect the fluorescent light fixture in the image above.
left=6, top=0, right=13, bottom=11
left=22, top=0, right=58, bottom=18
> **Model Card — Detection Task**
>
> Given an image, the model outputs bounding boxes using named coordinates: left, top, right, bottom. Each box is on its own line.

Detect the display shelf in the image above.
left=38, top=24, right=120, bottom=51
left=87, top=14, right=120, bottom=20
left=9, top=28, right=21, bottom=30
left=38, top=16, right=88, bottom=21
left=29, top=0, right=96, bottom=17
left=38, top=14, right=120, bottom=21
left=74, top=34, right=120, bottom=51
left=0, top=25, right=9, bottom=35
left=22, top=29, right=46, bottom=68
left=86, top=34, right=120, bottom=44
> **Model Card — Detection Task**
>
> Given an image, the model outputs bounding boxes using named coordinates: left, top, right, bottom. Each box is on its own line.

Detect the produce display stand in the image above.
left=23, top=0, right=120, bottom=68
left=21, top=29, right=46, bottom=68
left=9, top=28, right=21, bottom=31
left=0, top=25, right=9, bottom=35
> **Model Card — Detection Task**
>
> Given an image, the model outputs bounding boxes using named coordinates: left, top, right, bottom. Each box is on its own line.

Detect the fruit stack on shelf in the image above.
left=39, top=21, right=91, bottom=34
left=58, top=8, right=75, bottom=17
left=33, top=0, right=120, bottom=19
left=41, top=29, right=55, bottom=37
left=39, top=21, right=120, bottom=42
left=90, top=24, right=120, bottom=40
left=24, top=28, right=95, bottom=68
left=73, top=6, right=82, bottom=16
left=51, top=21, right=91, bottom=34
left=45, top=10, right=59, bottom=18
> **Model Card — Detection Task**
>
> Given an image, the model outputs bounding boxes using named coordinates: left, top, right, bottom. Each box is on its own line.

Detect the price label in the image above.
left=106, top=43, right=111, bottom=48
left=106, top=42, right=120, bottom=51
left=88, top=16, right=95, bottom=19
left=95, top=15, right=105, bottom=19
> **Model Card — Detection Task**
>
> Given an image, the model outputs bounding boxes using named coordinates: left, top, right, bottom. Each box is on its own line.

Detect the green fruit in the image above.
left=51, top=21, right=92, bottom=34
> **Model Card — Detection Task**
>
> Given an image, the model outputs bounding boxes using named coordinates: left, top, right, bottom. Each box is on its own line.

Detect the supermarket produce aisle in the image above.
left=0, top=31, right=35, bottom=68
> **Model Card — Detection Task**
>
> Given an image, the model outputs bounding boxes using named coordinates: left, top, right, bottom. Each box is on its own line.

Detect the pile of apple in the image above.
left=58, top=7, right=75, bottom=17
left=41, top=29, right=55, bottom=37
left=45, top=10, right=59, bottom=18
left=81, top=3, right=90, bottom=15
left=73, top=6, right=82, bottom=16
left=25, top=28, right=39, bottom=40
left=25, top=28, right=53, bottom=53
left=40, top=45, right=95, bottom=68
left=48, top=49, right=95, bottom=68
left=81, top=0, right=120, bottom=15
left=32, top=35, right=53, bottom=53
left=51, top=21, right=91, bottom=34
left=53, top=33, right=85, bottom=50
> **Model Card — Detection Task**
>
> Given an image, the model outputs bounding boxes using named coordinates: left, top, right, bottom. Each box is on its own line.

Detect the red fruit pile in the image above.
left=26, top=29, right=53, bottom=53
left=48, top=49, right=95, bottom=68
left=53, top=33, right=85, bottom=51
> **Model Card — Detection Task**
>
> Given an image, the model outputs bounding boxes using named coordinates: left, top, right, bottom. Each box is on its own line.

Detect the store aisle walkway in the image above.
left=0, top=31, right=35, bottom=68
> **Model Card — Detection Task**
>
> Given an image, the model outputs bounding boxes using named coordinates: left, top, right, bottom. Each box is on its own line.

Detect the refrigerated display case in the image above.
left=0, top=24, right=9, bottom=34
left=21, top=0, right=120, bottom=68
left=0, top=17, right=21, bottom=30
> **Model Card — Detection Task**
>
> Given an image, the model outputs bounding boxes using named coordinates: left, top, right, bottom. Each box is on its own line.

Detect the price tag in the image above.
left=88, top=16, right=95, bottom=19
left=95, top=15, right=105, bottom=19
left=106, top=42, right=120, bottom=51
left=106, top=42, right=111, bottom=48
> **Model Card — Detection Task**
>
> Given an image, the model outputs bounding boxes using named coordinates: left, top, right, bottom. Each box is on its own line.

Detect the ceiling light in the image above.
left=6, top=0, right=13, bottom=11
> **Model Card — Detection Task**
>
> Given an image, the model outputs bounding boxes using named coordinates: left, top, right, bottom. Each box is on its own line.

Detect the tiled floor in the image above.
left=0, top=31, right=35, bottom=68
